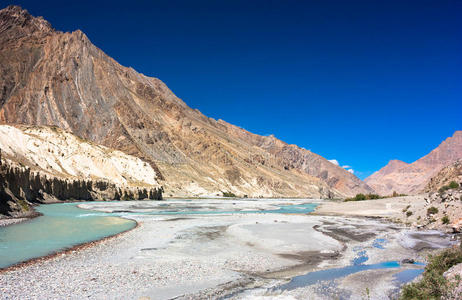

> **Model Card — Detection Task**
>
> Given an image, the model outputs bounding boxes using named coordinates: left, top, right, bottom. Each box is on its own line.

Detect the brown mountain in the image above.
left=424, top=159, right=462, bottom=193
left=365, top=131, right=462, bottom=195
left=0, top=6, right=372, bottom=198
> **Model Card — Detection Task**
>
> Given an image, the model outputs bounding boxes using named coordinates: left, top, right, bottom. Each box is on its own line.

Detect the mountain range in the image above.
left=0, top=5, right=373, bottom=198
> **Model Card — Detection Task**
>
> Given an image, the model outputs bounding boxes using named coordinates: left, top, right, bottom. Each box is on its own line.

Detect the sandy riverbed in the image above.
left=0, top=198, right=457, bottom=299
left=313, top=195, right=427, bottom=220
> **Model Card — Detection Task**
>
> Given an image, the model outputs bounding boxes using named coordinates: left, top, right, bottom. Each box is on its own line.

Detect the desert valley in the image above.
left=0, top=4, right=461, bottom=300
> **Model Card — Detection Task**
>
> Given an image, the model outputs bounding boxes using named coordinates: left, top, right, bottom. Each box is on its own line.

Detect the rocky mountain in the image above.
left=0, top=5, right=372, bottom=198
left=424, top=159, right=462, bottom=193
left=0, top=124, right=162, bottom=217
left=365, top=131, right=462, bottom=195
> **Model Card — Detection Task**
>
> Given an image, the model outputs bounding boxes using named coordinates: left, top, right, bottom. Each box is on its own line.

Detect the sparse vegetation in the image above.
left=439, top=181, right=460, bottom=194
left=222, top=191, right=237, bottom=197
left=449, top=181, right=460, bottom=189
left=400, top=244, right=462, bottom=299
left=442, top=215, right=450, bottom=225
left=403, top=205, right=411, bottom=212
left=344, top=193, right=382, bottom=202
left=344, top=192, right=408, bottom=202
left=427, top=206, right=439, bottom=215
left=392, top=191, right=408, bottom=197
left=406, top=211, right=413, bottom=217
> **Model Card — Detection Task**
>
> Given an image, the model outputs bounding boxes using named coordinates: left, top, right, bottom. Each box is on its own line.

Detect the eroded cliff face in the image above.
left=0, top=125, right=161, bottom=187
left=0, top=124, right=162, bottom=217
left=365, top=131, right=462, bottom=195
left=0, top=5, right=373, bottom=198
left=0, top=158, right=162, bottom=217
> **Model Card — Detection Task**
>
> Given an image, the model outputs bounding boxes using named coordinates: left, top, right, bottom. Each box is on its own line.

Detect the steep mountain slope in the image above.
left=365, top=131, right=462, bottom=195
left=0, top=6, right=372, bottom=198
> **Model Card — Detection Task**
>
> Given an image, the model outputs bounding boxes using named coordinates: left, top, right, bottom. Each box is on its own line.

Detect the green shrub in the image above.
left=448, top=181, right=460, bottom=189
left=403, top=205, right=411, bottom=212
left=222, top=191, right=237, bottom=197
left=406, top=211, right=413, bottom=217
left=392, top=191, right=408, bottom=197
left=355, top=193, right=366, bottom=201
left=345, top=193, right=382, bottom=202
left=439, top=181, right=460, bottom=194
left=439, top=185, right=450, bottom=193
left=442, top=216, right=450, bottom=225
left=400, top=245, right=462, bottom=299
left=427, top=207, right=439, bottom=215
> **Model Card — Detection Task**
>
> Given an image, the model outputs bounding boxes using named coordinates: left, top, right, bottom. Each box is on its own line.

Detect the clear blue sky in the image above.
left=9, top=0, right=462, bottom=179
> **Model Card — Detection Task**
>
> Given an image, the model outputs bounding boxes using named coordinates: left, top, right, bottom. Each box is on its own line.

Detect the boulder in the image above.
left=451, top=218, right=462, bottom=233
left=401, top=258, right=415, bottom=264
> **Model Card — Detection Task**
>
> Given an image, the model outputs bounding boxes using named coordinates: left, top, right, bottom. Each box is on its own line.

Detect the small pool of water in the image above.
left=352, top=249, right=368, bottom=265
left=277, top=261, right=424, bottom=291
left=372, top=238, right=387, bottom=249
left=394, top=268, right=425, bottom=284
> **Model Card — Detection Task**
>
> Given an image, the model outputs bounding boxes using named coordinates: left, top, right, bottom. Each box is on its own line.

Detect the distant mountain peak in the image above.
left=365, top=131, right=462, bottom=195
left=0, top=5, right=54, bottom=42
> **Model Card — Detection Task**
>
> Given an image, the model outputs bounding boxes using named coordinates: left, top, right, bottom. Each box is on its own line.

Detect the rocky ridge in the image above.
left=0, top=6, right=372, bottom=198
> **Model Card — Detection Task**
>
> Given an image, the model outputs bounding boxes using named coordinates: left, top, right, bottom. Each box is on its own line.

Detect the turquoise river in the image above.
left=0, top=201, right=318, bottom=269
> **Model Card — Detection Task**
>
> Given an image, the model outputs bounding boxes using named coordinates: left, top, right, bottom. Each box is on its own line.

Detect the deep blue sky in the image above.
left=8, top=0, right=462, bottom=178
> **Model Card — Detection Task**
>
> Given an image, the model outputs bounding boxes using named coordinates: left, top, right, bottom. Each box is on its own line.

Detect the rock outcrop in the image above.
left=0, top=159, right=162, bottom=217
left=424, top=159, right=462, bottom=193
left=0, top=125, right=161, bottom=187
left=0, top=5, right=372, bottom=198
left=365, top=131, right=462, bottom=195
left=443, top=262, right=462, bottom=300
left=0, top=124, right=163, bottom=217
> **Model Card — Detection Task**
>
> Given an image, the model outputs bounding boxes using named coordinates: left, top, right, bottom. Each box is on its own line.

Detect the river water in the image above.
left=0, top=200, right=318, bottom=269
left=0, top=203, right=135, bottom=269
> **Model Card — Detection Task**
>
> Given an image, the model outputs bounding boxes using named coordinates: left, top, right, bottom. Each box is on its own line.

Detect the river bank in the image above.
left=0, top=199, right=457, bottom=299
left=315, top=194, right=462, bottom=233
left=313, top=195, right=426, bottom=220
left=0, top=218, right=29, bottom=227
